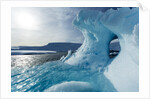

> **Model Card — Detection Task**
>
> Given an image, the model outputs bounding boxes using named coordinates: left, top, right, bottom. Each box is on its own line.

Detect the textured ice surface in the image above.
left=11, top=7, right=139, bottom=92
left=65, top=10, right=115, bottom=72
left=101, top=8, right=139, bottom=92
left=11, top=61, right=116, bottom=92
left=66, top=8, right=139, bottom=92
left=44, top=81, right=93, bottom=92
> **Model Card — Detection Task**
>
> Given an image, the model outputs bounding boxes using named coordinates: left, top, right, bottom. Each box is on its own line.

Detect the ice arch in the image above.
left=65, top=10, right=115, bottom=71
left=65, top=8, right=139, bottom=92
left=11, top=8, right=139, bottom=92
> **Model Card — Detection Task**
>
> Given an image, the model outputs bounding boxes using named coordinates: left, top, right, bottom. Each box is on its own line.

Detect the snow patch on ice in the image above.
left=44, top=81, right=93, bottom=92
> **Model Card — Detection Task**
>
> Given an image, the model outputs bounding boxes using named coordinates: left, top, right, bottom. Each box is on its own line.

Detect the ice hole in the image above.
left=109, top=36, right=120, bottom=58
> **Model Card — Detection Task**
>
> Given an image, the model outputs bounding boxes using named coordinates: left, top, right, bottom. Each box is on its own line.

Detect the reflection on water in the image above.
left=11, top=50, right=56, bottom=55
left=11, top=52, right=67, bottom=67
left=11, top=50, right=56, bottom=53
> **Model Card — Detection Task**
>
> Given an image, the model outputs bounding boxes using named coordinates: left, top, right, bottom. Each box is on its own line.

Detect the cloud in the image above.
left=11, top=7, right=115, bottom=46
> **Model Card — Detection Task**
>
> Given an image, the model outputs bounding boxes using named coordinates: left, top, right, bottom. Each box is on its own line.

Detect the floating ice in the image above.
left=101, top=8, right=139, bottom=92
left=66, top=7, right=139, bottom=92
left=11, top=7, right=139, bottom=92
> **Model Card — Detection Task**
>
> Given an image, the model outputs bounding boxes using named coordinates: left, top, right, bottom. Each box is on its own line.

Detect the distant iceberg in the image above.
left=11, top=7, right=139, bottom=92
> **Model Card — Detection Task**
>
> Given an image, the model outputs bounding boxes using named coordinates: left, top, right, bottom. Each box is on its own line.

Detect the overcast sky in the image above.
left=11, top=7, right=115, bottom=46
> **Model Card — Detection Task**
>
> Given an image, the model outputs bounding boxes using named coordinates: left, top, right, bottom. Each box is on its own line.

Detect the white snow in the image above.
left=44, top=81, right=93, bottom=92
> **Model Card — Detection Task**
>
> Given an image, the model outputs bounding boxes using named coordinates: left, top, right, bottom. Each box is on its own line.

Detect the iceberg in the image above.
left=11, top=7, right=139, bottom=92
left=65, top=7, right=139, bottom=92
left=101, top=8, right=139, bottom=92
left=65, top=10, right=115, bottom=71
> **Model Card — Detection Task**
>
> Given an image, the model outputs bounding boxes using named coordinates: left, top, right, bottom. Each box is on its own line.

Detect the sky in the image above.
left=11, top=7, right=116, bottom=46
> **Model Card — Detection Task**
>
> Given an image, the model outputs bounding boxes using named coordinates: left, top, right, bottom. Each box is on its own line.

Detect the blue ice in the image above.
left=11, top=7, right=139, bottom=92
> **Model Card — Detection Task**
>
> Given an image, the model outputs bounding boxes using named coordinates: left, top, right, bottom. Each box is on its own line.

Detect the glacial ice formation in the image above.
left=65, top=7, right=139, bottom=92
left=11, top=7, right=139, bottom=92
left=65, top=10, right=115, bottom=71
left=101, top=8, right=139, bottom=92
